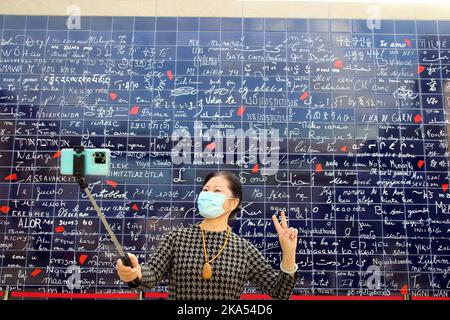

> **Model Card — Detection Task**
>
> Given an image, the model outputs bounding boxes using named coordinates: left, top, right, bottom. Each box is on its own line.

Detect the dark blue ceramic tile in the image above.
left=4, top=15, right=26, bottom=29
left=352, top=19, right=372, bottom=33
left=244, top=18, right=263, bottom=31
left=309, top=19, right=329, bottom=33
left=265, top=18, right=285, bottom=31
left=156, top=17, right=177, bottom=31
left=134, top=17, right=155, bottom=31
left=221, top=18, right=242, bottom=31
left=395, top=20, right=416, bottom=34
left=68, top=30, right=90, bottom=41
left=88, top=30, right=112, bottom=40
left=287, top=19, right=307, bottom=32
left=91, top=16, right=112, bottom=30
left=178, top=17, right=199, bottom=31
left=199, top=17, right=220, bottom=31
left=133, top=30, right=155, bottom=45
left=265, top=31, right=286, bottom=44
left=25, top=30, right=47, bottom=40
left=438, top=20, right=450, bottom=34
left=199, top=31, right=219, bottom=46
left=26, top=16, right=48, bottom=29
left=113, top=17, right=134, bottom=30
left=331, top=19, right=351, bottom=33
left=417, top=20, right=438, bottom=34
left=155, top=31, right=177, bottom=45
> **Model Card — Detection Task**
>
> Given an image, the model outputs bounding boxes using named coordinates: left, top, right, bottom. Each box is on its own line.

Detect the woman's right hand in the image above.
left=116, top=253, right=142, bottom=283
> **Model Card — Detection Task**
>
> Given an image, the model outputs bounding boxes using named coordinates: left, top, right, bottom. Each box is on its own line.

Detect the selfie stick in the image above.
left=72, top=146, right=141, bottom=288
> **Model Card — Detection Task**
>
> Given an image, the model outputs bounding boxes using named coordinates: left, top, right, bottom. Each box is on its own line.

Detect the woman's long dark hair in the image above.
left=202, top=171, right=242, bottom=219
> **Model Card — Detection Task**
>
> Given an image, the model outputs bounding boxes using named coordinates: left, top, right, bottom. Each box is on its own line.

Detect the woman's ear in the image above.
left=230, top=198, right=240, bottom=212
left=224, top=198, right=238, bottom=212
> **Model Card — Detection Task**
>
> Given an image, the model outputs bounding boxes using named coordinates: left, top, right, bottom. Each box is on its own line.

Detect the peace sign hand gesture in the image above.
left=272, top=211, right=298, bottom=257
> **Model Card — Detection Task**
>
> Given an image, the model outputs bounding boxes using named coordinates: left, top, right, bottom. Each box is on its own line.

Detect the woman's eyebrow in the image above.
left=205, top=185, right=222, bottom=189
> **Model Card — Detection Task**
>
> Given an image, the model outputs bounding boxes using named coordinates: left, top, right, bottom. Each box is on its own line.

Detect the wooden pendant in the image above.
left=202, top=262, right=212, bottom=280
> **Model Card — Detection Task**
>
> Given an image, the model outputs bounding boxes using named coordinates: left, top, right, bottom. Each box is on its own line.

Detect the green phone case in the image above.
left=60, top=148, right=111, bottom=176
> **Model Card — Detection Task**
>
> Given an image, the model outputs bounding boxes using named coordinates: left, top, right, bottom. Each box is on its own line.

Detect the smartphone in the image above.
left=60, top=148, right=111, bottom=176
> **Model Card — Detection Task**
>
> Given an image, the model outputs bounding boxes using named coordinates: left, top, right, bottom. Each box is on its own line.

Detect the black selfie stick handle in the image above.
left=121, top=253, right=142, bottom=288
left=72, top=146, right=140, bottom=289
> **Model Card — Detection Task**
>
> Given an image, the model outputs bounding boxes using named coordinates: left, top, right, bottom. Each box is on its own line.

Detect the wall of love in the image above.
left=0, top=15, right=450, bottom=296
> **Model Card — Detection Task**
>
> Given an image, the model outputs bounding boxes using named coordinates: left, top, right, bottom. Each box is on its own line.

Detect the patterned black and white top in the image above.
left=135, top=222, right=298, bottom=300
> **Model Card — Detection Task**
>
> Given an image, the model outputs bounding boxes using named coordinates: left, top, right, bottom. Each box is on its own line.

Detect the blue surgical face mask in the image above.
left=197, top=191, right=235, bottom=219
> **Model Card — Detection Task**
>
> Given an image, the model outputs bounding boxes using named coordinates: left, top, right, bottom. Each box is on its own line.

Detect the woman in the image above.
left=116, top=171, right=299, bottom=299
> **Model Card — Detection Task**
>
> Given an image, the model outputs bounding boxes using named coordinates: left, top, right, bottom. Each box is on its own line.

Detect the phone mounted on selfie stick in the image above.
left=72, top=146, right=141, bottom=288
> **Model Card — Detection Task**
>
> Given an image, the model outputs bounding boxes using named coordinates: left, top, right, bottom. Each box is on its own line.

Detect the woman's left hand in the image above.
left=272, top=211, right=298, bottom=256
